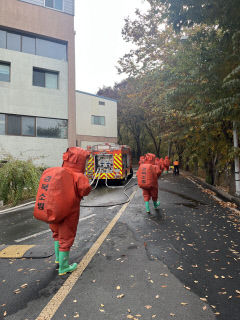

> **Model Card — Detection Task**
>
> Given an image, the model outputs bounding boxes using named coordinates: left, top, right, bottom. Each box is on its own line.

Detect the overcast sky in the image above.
left=74, top=0, right=149, bottom=95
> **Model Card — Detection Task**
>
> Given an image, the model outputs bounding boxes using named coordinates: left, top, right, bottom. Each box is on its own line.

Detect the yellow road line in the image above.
left=36, top=190, right=137, bottom=320
left=0, top=245, right=35, bottom=258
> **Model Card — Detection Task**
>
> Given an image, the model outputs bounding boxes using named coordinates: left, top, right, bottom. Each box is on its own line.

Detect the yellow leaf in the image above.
left=236, top=290, right=240, bottom=294
left=200, top=298, right=207, bottom=301
left=214, top=275, right=219, bottom=279
left=181, top=302, right=188, bottom=306
left=135, top=314, right=142, bottom=317
left=99, top=309, right=105, bottom=313
left=127, top=316, right=134, bottom=319
left=203, top=306, right=207, bottom=311
left=100, top=304, right=104, bottom=307
left=3, top=311, right=7, bottom=317
left=145, top=305, right=152, bottom=309
left=117, top=294, right=125, bottom=299
left=152, top=315, right=156, bottom=318
left=116, top=286, right=121, bottom=290
left=170, top=313, right=175, bottom=317
left=155, top=295, right=160, bottom=299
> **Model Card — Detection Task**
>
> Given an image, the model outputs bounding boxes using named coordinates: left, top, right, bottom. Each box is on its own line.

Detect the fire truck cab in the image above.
left=86, top=143, right=133, bottom=181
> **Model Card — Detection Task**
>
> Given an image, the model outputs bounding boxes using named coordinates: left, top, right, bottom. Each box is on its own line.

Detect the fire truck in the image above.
left=86, top=144, right=133, bottom=181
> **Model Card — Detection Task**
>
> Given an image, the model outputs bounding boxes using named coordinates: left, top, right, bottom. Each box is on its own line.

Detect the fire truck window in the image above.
left=123, top=154, right=128, bottom=168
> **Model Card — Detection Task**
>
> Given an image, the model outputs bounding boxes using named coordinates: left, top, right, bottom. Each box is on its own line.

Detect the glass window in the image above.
left=22, top=116, right=35, bottom=136
left=0, top=114, right=5, bottom=135
left=33, top=68, right=58, bottom=89
left=45, top=0, right=54, bottom=8
left=45, top=0, right=63, bottom=10
left=37, top=118, right=68, bottom=139
left=91, top=116, right=105, bottom=126
left=33, top=69, right=45, bottom=87
left=55, top=0, right=63, bottom=10
left=22, top=36, right=36, bottom=54
left=7, top=33, right=21, bottom=51
left=36, top=38, right=66, bottom=61
left=45, top=72, right=58, bottom=89
left=7, top=115, right=21, bottom=135
left=0, top=30, right=6, bottom=49
left=0, top=63, right=10, bottom=82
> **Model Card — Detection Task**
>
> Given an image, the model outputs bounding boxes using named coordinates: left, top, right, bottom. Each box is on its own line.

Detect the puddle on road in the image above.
left=158, top=187, right=207, bottom=208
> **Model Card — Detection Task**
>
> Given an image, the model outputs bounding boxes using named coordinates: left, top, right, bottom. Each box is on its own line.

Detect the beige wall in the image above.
left=0, top=135, right=68, bottom=167
left=0, top=0, right=76, bottom=146
left=76, top=92, right=118, bottom=149
left=0, top=49, right=68, bottom=119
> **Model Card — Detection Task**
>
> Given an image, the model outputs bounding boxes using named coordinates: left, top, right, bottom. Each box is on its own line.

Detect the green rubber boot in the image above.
left=54, top=241, right=59, bottom=264
left=59, top=251, right=77, bottom=276
left=153, top=201, right=160, bottom=209
left=145, top=201, right=150, bottom=214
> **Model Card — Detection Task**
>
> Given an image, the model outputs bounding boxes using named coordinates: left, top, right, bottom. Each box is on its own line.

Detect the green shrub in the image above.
left=0, top=157, right=42, bottom=206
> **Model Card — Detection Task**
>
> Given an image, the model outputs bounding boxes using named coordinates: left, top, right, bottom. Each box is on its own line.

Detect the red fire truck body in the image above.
left=86, top=144, right=132, bottom=181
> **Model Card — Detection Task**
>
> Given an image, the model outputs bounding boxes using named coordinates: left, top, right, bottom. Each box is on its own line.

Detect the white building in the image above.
left=76, top=91, right=118, bottom=149
left=0, top=0, right=76, bottom=167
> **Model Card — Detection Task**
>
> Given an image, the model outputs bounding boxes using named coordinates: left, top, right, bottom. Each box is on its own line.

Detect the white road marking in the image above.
left=14, top=214, right=97, bottom=243
left=15, top=230, right=51, bottom=243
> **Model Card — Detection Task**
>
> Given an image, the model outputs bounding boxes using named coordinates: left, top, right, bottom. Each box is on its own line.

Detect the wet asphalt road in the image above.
left=0, top=174, right=239, bottom=320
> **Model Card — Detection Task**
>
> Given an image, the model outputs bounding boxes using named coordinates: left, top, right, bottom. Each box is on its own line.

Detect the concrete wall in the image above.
left=0, top=136, right=67, bottom=167
left=0, top=49, right=68, bottom=118
left=76, top=91, right=118, bottom=148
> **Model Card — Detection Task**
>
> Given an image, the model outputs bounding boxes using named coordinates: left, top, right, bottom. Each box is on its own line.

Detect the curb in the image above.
left=184, top=173, right=240, bottom=209
left=0, top=201, right=35, bottom=214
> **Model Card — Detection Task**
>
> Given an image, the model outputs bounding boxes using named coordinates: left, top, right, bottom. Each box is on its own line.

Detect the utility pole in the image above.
left=233, top=121, right=240, bottom=196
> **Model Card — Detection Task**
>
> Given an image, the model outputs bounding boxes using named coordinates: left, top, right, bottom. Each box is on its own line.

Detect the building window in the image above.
left=22, top=116, right=35, bottom=136
left=45, top=0, right=63, bottom=11
left=0, top=28, right=67, bottom=61
left=91, top=115, right=105, bottom=126
left=7, top=33, right=21, bottom=51
left=33, top=68, right=58, bottom=89
left=7, top=115, right=21, bottom=136
left=0, top=30, right=6, bottom=48
left=36, top=38, right=67, bottom=61
left=37, top=118, right=68, bottom=139
left=1, top=114, right=67, bottom=138
left=0, top=114, right=5, bottom=135
left=99, top=101, right=105, bottom=106
left=0, top=62, right=10, bottom=82
left=22, top=36, right=36, bottom=55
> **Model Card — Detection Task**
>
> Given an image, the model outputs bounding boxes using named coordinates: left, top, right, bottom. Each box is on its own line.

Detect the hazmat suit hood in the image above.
left=144, top=153, right=156, bottom=165
left=62, top=147, right=90, bottom=173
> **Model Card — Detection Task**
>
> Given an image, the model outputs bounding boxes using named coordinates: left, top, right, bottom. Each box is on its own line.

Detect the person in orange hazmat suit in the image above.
left=163, top=156, right=170, bottom=172
left=137, top=153, right=161, bottom=213
left=48, top=147, right=91, bottom=275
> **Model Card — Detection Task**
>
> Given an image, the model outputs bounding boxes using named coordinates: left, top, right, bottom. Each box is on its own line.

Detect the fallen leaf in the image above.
left=203, top=306, right=207, bottom=311
left=127, top=315, right=134, bottom=319
left=73, top=313, right=79, bottom=318
left=181, top=302, right=188, bottom=306
left=3, top=311, right=7, bottom=317
left=20, top=283, right=28, bottom=288
left=116, top=286, right=121, bottom=290
left=236, top=290, right=240, bottom=294
left=99, top=309, right=105, bottom=313
left=200, top=298, right=207, bottom=302
left=145, top=305, right=152, bottom=309
left=100, top=304, right=104, bottom=307
left=155, top=295, right=160, bottom=299
left=117, top=294, right=125, bottom=299
left=170, top=313, right=175, bottom=317
left=214, top=275, right=219, bottom=279
left=152, top=315, right=156, bottom=318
